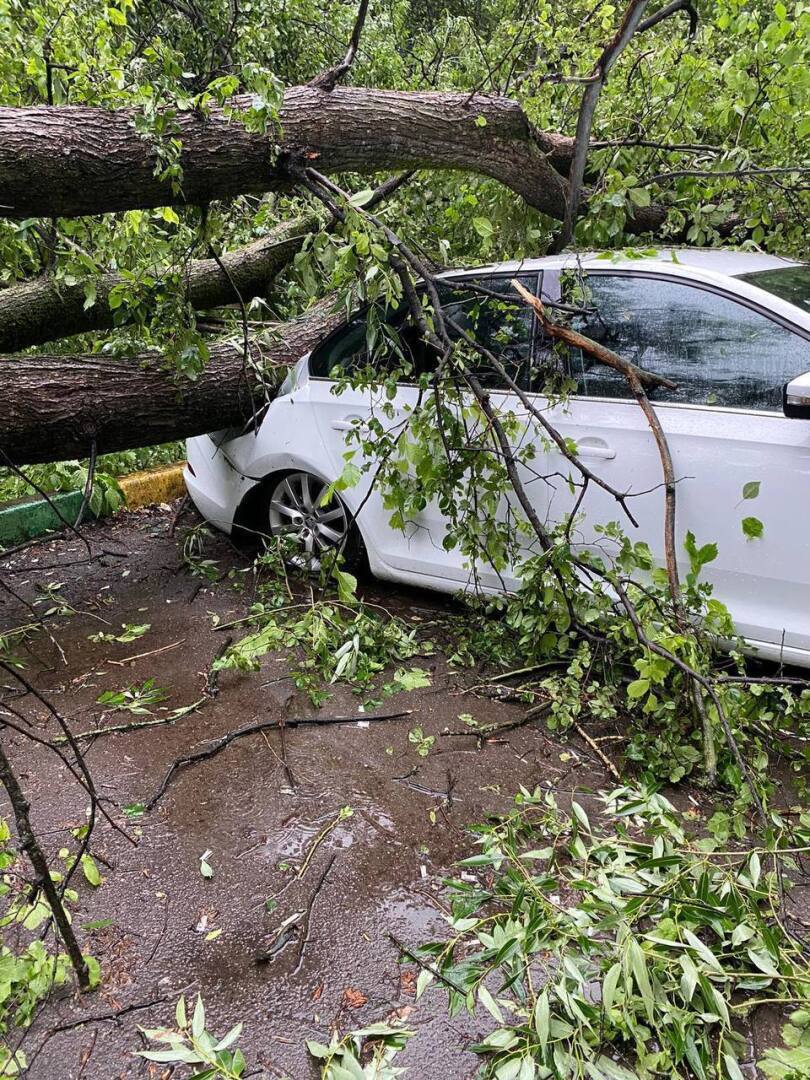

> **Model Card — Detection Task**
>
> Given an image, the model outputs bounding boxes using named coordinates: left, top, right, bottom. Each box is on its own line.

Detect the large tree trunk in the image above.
left=0, top=299, right=342, bottom=465
left=0, top=87, right=569, bottom=220
left=0, top=217, right=314, bottom=352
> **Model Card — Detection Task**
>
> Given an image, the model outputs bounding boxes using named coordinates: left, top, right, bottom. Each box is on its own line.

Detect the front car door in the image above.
left=538, top=269, right=810, bottom=663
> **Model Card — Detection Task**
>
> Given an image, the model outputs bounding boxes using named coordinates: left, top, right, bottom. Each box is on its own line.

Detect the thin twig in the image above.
left=388, top=932, right=468, bottom=996
left=572, top=720, right=621, bottom=781
left=108, top=639, right=185, bottom=667
left=145, top=709, right=412, bottom=809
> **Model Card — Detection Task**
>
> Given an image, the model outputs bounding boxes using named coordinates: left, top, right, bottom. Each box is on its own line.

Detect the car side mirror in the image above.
left=784, top=372, right=810, bottom=419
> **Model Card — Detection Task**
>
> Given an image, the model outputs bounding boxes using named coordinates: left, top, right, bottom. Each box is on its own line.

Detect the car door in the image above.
left=537, top=269, right=810, bottom=660
left=309, top=272, right=543, bottom=590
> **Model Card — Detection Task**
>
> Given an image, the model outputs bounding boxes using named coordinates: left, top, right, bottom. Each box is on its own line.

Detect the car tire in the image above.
left=235, top=469, right=369, bottom=578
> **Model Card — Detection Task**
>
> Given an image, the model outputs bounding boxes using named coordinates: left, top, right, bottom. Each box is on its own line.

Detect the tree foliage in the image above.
left=0, top=0, right=807, bottom=369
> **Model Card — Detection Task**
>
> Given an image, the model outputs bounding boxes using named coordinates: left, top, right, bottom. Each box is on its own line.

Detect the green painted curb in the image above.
left=0, top=491, right=85, bottom=549
left=0, top=461, right=187, bottom=551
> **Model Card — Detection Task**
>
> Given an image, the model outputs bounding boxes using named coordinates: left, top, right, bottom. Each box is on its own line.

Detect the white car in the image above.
left=186, top=249, right=810, bottom=667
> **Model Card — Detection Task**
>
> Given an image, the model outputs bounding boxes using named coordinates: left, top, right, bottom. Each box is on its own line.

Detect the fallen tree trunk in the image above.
left=0, top=216, right=315, bottom=352
left=0, top=299, right=342, bottom=465
left=0, top=87, right=569, bottom=220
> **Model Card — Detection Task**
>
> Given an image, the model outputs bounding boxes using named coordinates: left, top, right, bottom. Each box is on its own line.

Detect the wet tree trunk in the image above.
left=0, top=299, right=342, bottom=465
left=0, top=87, right=569, bottom=220
left=0, top=217, right=315, bottom=352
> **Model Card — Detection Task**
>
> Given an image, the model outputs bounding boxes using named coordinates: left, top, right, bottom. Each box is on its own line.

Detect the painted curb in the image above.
left=0, top=490, right=85, bottom=548
left=0, top=462, right=187, bottom=550
left=117, top=462, right=187, bottom=510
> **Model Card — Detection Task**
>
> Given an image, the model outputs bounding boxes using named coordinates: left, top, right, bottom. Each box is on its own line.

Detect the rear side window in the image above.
left=308, top=308, right=442, bottom=380
left=437, top=272, right=540, bottom=389
left=308, top=272, right=543, bottom=389
left=560, top=274, right=809, bottom=411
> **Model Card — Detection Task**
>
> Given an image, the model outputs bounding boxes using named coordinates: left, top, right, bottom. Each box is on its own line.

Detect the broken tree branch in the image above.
left=0, top=216, right=314, bottom=352
left=309, top=0, right=370, bottom=91
left=0, top=739, right=90, bottom=988
left=0, top=295, right=343, bottom=465
left=145, top=708, right=411, bottom=809
left=553, top=0, right=652, bottom=251
left=0, top=87, right=568, bottom=220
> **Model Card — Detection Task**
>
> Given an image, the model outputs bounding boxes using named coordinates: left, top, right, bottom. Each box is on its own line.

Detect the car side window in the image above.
left=309, top=308, right=438, bottom=380
left=439, top=271, right=540, bottom=390
left=309, top=272, right=542, bottom=389
left=559, top=273, right=810, bottom=411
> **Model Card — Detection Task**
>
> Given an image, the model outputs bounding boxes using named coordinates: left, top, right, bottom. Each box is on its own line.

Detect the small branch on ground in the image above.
left=145, top=709, right=412, bottom=809
left=204, top=635, right=233, bottom=698
left=0, top=740, right=90, bottom=988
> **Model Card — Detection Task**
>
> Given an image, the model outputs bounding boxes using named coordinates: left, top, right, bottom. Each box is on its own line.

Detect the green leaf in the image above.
left=333, top=569, right=358, bottom=604
left=80, top=854, right=101, bottom=887
left=628, top=187, right=651, bottom=207
left=628, top=939, right=654, bottom=1023
left=602, top=962, right=621, bottom=1016
left=105, top=5, right=127, bottom=25
left=534, top=990, right=550, bottom=1050
left=84, top=955, right=101, bottom=988
left=742, top=481, right=761, bottom=500
left=191, top=993, right=205, bottom=1039
left=81, top=918, right=113, bottom=931
left=682, top=928, right=723, bottom=972
left=478, top=984, right=504, bottom=1023
left=472, top=217, right=494, bottom=239
left=742, top=516, right=764, bottom=540
left=213, top=1021, right=243, bottom=1051
left=627, top=678, right=649, bottom=699
left=724, top=1053, right=745, bottom=1080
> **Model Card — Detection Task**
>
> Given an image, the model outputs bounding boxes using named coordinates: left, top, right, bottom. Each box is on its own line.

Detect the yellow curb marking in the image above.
left=118, top=462, right=187, bottom=510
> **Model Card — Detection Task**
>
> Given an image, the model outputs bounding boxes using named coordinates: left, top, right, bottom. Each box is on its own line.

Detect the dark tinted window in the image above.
left=309, top=272, right=542, bottom=390
left=308, top=309, right=440, bottom=380
left=737, top=266, right=810, bottom=317
left=440, top=272, right=539, bottom=389
left=563, top=274, right=809, bottom=410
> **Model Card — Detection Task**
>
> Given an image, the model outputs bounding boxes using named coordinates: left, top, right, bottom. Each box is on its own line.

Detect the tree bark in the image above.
left=0, top=216, right=314, bottom=352
left=0, top=87, right=569, bottom=220
left=0, top=299, right=342, bottom=465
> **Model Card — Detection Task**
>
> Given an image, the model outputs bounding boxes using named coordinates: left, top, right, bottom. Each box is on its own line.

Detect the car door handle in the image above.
left=575, top=439, right=616, bottom=460
left=331, top=416, right=368, bottom=432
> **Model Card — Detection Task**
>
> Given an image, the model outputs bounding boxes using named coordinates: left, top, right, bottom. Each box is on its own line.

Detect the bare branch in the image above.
left=309, top=0, right=370, bottom=91
left=637, top=0, right=698, bottom=38
left=0, top=740, right=89, bottom=988
left=552, top=0, right=653, bottom=252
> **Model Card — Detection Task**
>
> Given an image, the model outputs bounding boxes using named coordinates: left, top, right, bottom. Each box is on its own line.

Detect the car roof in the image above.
left=444, top=247, right=801, bottom=279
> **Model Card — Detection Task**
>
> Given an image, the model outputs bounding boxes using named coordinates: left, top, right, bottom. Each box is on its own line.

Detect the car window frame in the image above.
left=545, top=269, right=810, bottom=416
left=307, top=270, right=543, bottom=392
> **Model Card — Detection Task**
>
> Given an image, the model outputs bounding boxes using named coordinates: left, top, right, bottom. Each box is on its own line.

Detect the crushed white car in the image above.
left=186, top=249, right=810, bottom=667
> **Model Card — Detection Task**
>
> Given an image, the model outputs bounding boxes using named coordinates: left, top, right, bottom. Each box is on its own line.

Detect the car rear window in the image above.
left=737, top=266, right=810, bottom=316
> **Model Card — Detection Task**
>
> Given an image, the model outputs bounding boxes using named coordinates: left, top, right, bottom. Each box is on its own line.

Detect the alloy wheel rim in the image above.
left=267, top=472, right=349, bottom=559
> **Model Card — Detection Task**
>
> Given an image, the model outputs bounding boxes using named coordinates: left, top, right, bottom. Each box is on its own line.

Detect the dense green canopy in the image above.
left=0, top=0, right=806, bottom=378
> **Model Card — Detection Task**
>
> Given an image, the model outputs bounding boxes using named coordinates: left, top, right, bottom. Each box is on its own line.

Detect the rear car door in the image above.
left=309, top=271, right=543, bottom=590
left=538, top=270, right=810, bottom=661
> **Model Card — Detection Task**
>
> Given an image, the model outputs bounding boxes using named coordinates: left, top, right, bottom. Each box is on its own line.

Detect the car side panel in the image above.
left=541, top=397, right=810, bottom=656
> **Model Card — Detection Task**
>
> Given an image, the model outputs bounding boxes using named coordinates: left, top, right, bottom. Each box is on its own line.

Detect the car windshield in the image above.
left=737, top=266, right=810, bottom=316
